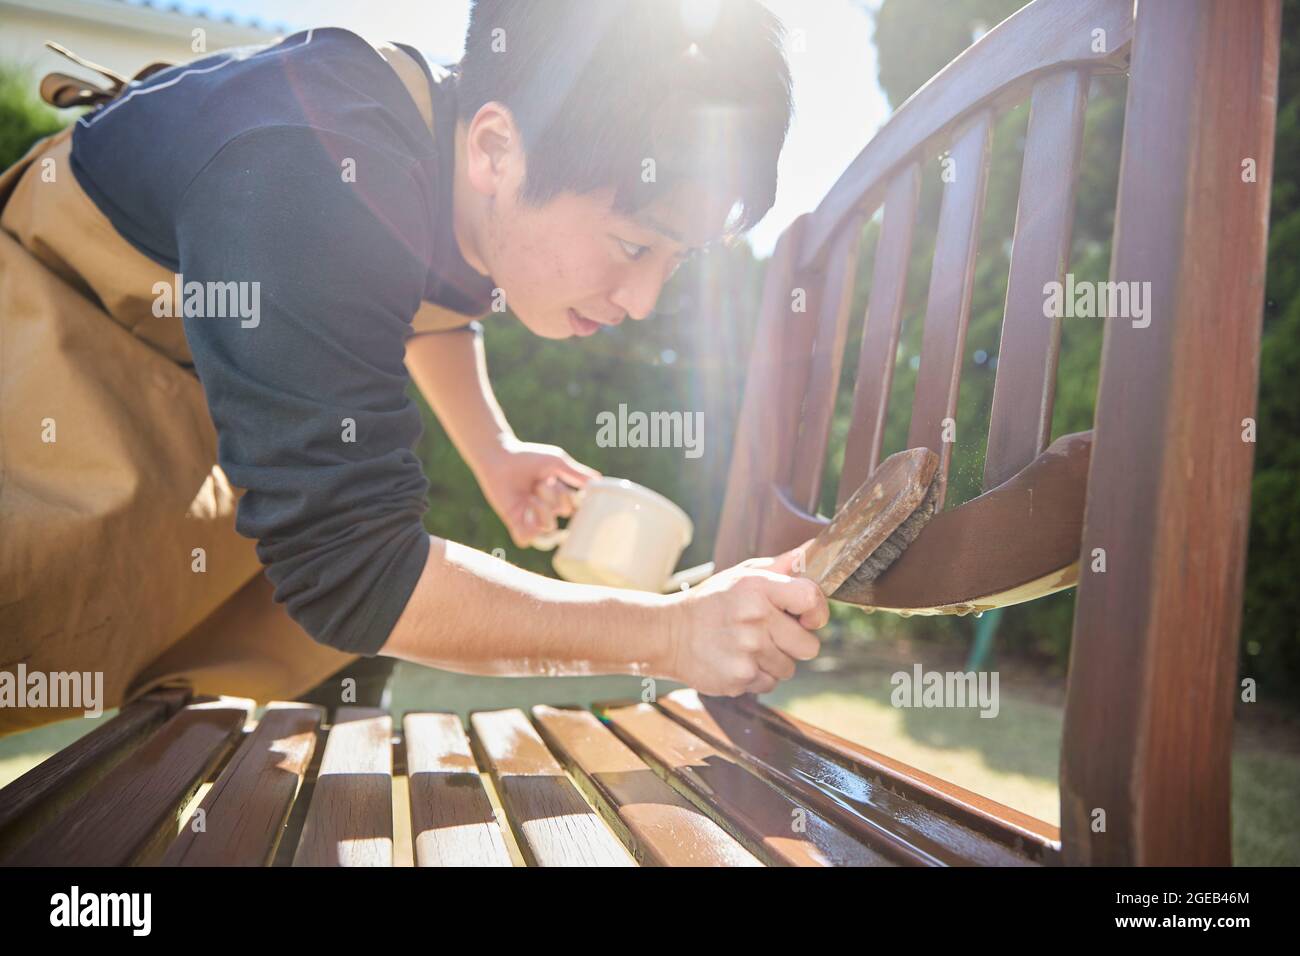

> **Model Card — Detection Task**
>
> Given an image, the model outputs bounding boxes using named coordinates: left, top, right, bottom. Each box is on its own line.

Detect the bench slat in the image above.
left=907, top=110, right=993, bottom=505
left=725, top=694, right=1059, bottom=855
left=712, top=219, right=808, bottom=569
left=292, top=707, right=392, bottom=867
left=984, top=69, right=1088, bottom=491
left=788, top=210, right=867, bottom=512
left=403, top=712, right=512, bottom=867
left=0, top=686, right=190, bottom=861
left=532, top=705, right=761, bottom=867
left=659, top=689, right=1053, bottom=866
left=596, top=701, right=891, bottom=867
left=4, top=697, right=249, bottom=866
left=469, top=708, right=633, bottom=866
left=839, top=162, right=922, bottom=508
left=162, top=702, right=323, bottom=866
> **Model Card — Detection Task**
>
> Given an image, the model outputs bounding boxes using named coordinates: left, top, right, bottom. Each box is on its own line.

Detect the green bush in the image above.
left=0, top=66, right=65, bottom=171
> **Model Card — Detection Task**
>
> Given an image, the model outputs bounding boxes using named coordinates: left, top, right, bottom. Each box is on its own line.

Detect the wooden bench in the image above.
left=0, top=0, right=1278, bottom=866
left=0, top=687, right=1057, bottom=866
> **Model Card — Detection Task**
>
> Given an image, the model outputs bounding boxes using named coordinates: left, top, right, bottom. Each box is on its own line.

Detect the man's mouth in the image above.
left=567, top=308, right=603, bottom=337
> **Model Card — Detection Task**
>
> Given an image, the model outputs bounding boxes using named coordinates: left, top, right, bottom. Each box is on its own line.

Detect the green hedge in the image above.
left=0, top=67, right=65, bottom=171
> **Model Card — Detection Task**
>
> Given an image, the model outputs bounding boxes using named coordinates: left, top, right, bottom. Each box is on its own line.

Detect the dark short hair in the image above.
left=457, top=0, right=793, bottom=239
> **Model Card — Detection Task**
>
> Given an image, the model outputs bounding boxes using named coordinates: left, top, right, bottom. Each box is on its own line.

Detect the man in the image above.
left=0, top=0, right=826, bottom=733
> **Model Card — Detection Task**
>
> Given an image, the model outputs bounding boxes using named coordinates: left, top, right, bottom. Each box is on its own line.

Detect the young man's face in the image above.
left=461, top=107, right=735, bottom=339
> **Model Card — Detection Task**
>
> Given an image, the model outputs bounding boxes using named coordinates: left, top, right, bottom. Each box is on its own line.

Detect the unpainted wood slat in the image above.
left=292, top=706, right=393, bottom=867
left=403, top=712, right=512, bottom=867
left=839, top=162, right=923, bottom=507
left=531, top=705, right=761, bottom=867
left=658, top=689, right=1055, bottom=866
left=596, top=701, right=891, bottom=867
left=4, top=697, right=250, bottom=866
left=907, top=110, right=993, bottom=507
left=984, top=69, right=1088, bottom=491
left=469, top=708, right=633, bottom=866
left=162, top=702, right=323, bottom=866
left=0, top=685, right=190, bottom=861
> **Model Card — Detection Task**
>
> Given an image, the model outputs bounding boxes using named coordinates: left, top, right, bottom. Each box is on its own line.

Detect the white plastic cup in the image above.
left=531, top=477, right=714, bottom=592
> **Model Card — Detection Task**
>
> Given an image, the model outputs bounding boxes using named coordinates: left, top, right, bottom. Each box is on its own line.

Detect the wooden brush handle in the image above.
left=801, top=448, right=940, bottom=595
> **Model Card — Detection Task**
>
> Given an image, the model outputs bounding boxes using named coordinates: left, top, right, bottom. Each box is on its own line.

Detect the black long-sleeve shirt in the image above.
left=70, top=28, right=495, bottom=654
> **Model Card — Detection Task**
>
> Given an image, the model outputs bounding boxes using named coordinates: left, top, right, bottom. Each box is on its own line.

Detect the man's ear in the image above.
left=464, top=102, right=522, bottom=198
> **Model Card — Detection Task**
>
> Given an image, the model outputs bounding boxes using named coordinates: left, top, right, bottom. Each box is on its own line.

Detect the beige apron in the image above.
left=0, top=43, right=468, bottom=735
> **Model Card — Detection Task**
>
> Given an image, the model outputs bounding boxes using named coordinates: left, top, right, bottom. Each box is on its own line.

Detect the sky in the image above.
left=176, top=0, right=889, bottom=256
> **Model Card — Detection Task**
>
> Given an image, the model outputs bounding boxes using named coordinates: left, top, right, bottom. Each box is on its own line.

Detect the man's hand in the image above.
left=662, top=544, right=828, bottom=697
left=476, top=438, right=601, bottom=546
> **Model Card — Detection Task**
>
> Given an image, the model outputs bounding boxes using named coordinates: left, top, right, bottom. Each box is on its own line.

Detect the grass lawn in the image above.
left=3, top=642, right=1297, bottom=865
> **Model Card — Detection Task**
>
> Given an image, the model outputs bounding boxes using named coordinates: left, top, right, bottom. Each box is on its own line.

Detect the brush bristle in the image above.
left=832, top=477, right=941, bottom=598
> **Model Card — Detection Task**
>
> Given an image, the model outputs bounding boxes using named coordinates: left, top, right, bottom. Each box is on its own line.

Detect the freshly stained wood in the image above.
left=712, top=218, right=807, bottom=569
left=840, top=430, right=1091, bottom=613
left=292, top=707, right=393, bottom=867
left=759, top=433, right=1089, bottom=615
left=1062, top=0, right=1279, bottom=865
left=532, top=705, right=761, bottom=867
left=907, top=110, right=992, bottom=503
left=597, top=701, right=890, bottom=867
left=839, top=163, right=922, bottom=506
left=4, top=697, right=249, bottom=866
left=798, top=0, right=1132, bottom=269
left=403, top=712, right=511, bottom=867
left=788, top=211, right=866, bottom=512
left=0, top=685, right=189, bottom=860
left=163, top=702, right=322, bottom=866
left=984, top=69, right=1088, bottom=491
left=659, top=690, right=1057, bottom=866
left=469, top=708, right=632, bottom=866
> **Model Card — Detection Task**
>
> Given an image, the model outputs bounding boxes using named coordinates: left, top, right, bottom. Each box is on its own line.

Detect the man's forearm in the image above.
left=405, top=327, right=513, bottom=476
left=380, top=536, right=679, bottom=679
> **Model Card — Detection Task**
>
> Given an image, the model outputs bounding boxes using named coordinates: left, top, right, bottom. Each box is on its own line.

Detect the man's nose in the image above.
left=609, top=265, right=667, bottom=321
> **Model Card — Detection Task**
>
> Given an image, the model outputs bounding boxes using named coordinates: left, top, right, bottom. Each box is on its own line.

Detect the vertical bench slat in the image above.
left=658, top=690, right=1056, bottom=865
left=794, top=0, right=1133, bottom=273
left=788, top=209, right=867, bottom=512
left=4, top=697, right=250, bottom=866
left=532, top=705, right=761, bottom=867
left=766, top=247, right=826, bottom=518
left=907, top=110, right=993, bottom=506
left=713, top=218, right=808, bottom=568
left=469, top=708, right=633, bottom=866
left=1061, top=0, right=1279, bottom=865
left=838, top=162, right=922, bottom=508
left=403, top=712, right=512, bottom=867
left=983, top=70, right=1088, bottom=491
left=292, top=706, right=393, bottom=867
left=0, top=686, right=190, bottom=861
left=596, top=701, right=892, bottom=867
left=162, top=702, right=323, bottom=866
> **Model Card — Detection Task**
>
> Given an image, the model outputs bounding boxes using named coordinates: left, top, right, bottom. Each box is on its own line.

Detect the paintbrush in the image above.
left=799, top=447, right=941, bottom=600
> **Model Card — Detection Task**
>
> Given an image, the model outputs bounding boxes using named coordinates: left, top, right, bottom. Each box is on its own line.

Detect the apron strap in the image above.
left=39, top=41, right=175, bottom=109
left=372, top=42, right=435, bottom=135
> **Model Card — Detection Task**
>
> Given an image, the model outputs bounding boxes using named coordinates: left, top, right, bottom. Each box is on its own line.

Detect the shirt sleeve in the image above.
left=174, top=124, right=435, bottom=655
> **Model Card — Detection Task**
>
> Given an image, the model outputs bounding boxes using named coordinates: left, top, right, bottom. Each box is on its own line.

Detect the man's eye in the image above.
left=618, top=238, right=650, bottom=261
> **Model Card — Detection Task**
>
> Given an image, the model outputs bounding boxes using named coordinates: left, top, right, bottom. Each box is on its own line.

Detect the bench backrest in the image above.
left=714, top=0, right=1280, bottom=864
